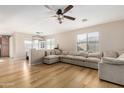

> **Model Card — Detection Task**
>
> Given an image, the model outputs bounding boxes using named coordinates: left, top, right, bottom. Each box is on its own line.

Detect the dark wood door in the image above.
left=0, top=37, right=2, bottom=57
left=1, top=36, right=9, bottom=57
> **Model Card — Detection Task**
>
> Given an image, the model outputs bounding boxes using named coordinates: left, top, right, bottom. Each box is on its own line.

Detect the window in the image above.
left=88, top=32, right=99, bottom=52
left=77, top=34, right=87, bottom=51
left=32, top=40, right=39, bottom=49
left=77, top=32, right=99, bottom=52
left=40, top=41, right=45, bottom=49
left=46, top=39, right=55, bottom=49
left=24, top=39, right=55, bottom=50
left=24, top=40, right=32, bottom=51
left=32, top=40, right=45, bottom=49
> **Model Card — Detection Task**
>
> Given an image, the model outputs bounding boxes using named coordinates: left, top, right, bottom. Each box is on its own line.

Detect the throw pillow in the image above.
left=62, top=51, right=69, bottom=55
left=117, top=50, right=124, bottom=56
left=103, top=51, right=118, bottom=58
left=54, top=49, right=62, bottom=55
left=77, top=51, right=88, bottom=57
left=51, top=50, right=56, bottom=55
left=103, top=57, right=124, bottom=64
left=118, top=53, right=124, bottom=58
left=68, top=51, right=77, bottom=56
left=45, top=50, right=51, bottom=56
left=88, top=52, right=102, bottom=59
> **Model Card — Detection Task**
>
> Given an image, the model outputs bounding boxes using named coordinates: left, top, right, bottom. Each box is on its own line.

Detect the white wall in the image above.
left=45, top=20, right=124, bottom=52
left=9, top=20, right=124, bottom=59
left=11, top=32, right=33, bottom=59
left=9, top=36, right=14, bottom=58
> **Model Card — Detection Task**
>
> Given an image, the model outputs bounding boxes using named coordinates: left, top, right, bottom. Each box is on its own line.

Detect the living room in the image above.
left=0, top=4, right=124, bottom=90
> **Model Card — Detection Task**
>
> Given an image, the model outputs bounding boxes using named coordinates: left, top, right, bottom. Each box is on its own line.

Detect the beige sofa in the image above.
left=99, top=50, right=124, bottom=85
left=43, top=49, right=102, bottom=69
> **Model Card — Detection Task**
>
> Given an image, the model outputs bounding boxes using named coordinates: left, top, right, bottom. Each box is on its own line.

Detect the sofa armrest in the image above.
left=102, top=57, right=124, bottom=65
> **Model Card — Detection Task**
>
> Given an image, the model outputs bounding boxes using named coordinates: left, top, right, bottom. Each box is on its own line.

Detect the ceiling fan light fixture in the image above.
left=59, top=20, right=62, bottom=24
left=82, top=18, right=88, bottom=22
left=36, top=32, right=43, bottom=35
left=45, top=5, right=75, bottom=24
left=58, top=14, right=64, bottom=19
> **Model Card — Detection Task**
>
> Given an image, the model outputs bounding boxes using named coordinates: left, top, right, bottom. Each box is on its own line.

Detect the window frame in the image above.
left=77, top=33, right=88, bottom=52
left=46, top=38, right=55, bottom=49
left=76, top=32, right=99, bottom=52
left=24, top=39, right=32, bottom=51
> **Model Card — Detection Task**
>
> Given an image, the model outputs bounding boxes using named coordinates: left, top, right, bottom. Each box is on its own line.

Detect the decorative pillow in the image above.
left=45, top=50, right=51, bottom=56
left=77, top=51, right=88, bottom=57
left=68, top=51, right=77, bottom=56
left=51, top=50, right=56, bottom=55
left=54, top=49, right=61, bottom=55
left=118, top=53, right=124, bottom=58
left=103, top=57, right=117, bottom=62
left=117, top=50, right=124, bottom=56
left=103, top=51, right=118, bottom=58
left=102, top=57, right=124, bottom=64
left=88, top=52, right=102, bottom=59
left=62, top=51, right=69, bottom=55
left=116, top=57, right=124, bottom=61
left=117, top=53, right=124, bottom=60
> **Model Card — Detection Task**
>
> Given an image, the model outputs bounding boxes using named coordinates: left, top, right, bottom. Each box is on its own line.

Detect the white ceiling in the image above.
left=0, top=5, right=124, bottom=35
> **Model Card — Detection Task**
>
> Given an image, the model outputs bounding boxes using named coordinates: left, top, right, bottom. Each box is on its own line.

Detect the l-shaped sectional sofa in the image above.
left=44, top=50, right=102, bottom=69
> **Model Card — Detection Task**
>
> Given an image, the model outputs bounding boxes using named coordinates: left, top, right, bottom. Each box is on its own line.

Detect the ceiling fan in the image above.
left=44, top=5, right=76, bottom=24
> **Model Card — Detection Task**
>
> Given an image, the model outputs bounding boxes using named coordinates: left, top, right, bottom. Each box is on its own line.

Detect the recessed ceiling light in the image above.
left=36, top=32, right=43, bottom=34
left=82, top=18, right=88, bottom=22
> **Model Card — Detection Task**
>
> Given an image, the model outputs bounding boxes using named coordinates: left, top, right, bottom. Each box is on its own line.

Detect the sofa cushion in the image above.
left=62, top=55, right=75, bottom=59
left=103, top=51, right=118, bottom=58
left=44, top=55, right=59, bottom=59
left=102, top=57, right=124, bottom=64
left=86, top=57, right=101, bottom=63
left=72, top=56, right=86, bottom=61
left=88, top=52, right=102, bottom=59
left=76, top=51, right=88, bottom=57
left=59, top=55, right=66, bottom=57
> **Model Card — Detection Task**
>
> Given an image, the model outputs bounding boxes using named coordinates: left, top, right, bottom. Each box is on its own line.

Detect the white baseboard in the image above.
left=13, top=57, right=26, bottom=60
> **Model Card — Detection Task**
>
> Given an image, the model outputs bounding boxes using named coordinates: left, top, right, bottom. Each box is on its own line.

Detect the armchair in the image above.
left=98, top=57, right=124, bottom=85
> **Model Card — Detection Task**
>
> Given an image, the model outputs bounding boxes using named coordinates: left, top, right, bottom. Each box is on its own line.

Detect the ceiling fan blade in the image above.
left=52, top=15, right=57, bottom=17
left=63, top=5, right=73, bottom=14
left=64, top=15, right=75, bottom=20
left=44, top=5, right=56, bottom=11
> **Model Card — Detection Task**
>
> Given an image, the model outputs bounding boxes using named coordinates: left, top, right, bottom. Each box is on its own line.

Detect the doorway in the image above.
left=0, top=35, right=10, bottom=57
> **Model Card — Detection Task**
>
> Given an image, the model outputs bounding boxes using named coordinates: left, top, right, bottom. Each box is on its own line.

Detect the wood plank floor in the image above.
left=0, top=57, right=123, bottom=88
